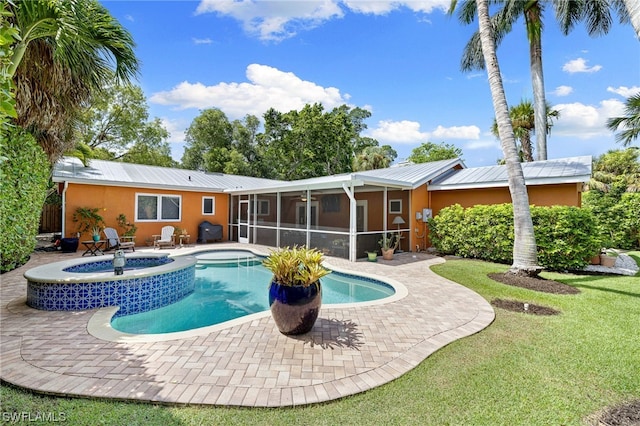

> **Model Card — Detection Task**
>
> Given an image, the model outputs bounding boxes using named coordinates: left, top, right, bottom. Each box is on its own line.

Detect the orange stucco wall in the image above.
left=63, top=183, right=229, bottom=246
left=429, top=183, right=583, bottom=216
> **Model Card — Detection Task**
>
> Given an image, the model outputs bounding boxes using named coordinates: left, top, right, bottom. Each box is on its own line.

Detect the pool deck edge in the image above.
left=1, top=243, right=495, bottom=407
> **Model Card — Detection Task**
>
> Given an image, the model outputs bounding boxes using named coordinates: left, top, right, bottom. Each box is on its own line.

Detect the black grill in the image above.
left=197, top=221, right=223, bottom=243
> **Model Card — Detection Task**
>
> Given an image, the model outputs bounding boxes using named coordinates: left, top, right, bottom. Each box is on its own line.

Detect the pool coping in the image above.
left=1, top=243, right=495, bottom=407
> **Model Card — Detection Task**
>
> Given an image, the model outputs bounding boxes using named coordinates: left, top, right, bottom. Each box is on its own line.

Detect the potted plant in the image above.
left=366, top=251, right=378, bottom=262
left=91, top=226, right=101, bottom=242
left=262, top=246, right=331, bottom=335
left=72, top=207, right=105, bottom=239
left=378, top=233, right=400, bottom=260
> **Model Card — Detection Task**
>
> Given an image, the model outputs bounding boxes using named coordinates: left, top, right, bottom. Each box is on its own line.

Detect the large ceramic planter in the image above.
left=268, top=281, right=322, bottom=335
left=381, top=248, right=394, bottom=260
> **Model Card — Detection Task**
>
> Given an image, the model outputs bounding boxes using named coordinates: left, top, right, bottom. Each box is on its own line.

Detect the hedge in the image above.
left=428, top=203, right=602, bottom=271
left=0, top=128, right=49, bottom=273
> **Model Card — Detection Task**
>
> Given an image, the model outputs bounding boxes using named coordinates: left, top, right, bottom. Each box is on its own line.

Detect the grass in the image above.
left=1, top=252, right=639, bottom=425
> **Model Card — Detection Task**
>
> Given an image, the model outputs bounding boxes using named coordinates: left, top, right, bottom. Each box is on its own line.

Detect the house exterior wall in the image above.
left=63, top=183, right=229, bottom=246
left=428, top=183, right=583, bottom=216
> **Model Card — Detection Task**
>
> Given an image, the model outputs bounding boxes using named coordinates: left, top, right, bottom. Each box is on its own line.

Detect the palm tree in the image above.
left=9, top=0, right=138, bottom=162
left=607, top=93, right=640, bottom=147
left=451, top=0, right=628, bottom=162
left=352, top=146, right=396, bottom=171
left=463, top=0, right=541, bottom=277
left=491, top=99, right=560, bottom=162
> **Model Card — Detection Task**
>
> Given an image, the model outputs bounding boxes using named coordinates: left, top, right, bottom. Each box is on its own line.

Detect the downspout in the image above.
left=61, top=181, right=69, bottom=238
left=342, top=183, right=357, bottom=262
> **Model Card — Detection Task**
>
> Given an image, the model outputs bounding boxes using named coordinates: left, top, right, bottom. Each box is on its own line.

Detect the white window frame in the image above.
left=135, top=193, right=182, bottom=222
left=257, top=199, right=270, bottom=216
left=389, top=199, right=403, bottom=214
left=202, top=196, right=215, bottom=215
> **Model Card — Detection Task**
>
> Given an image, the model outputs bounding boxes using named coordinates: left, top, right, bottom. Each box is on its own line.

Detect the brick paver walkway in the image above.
left=0, top=244, right=494, bottom=407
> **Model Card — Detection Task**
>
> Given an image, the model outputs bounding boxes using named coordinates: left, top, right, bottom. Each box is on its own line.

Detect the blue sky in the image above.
left=102, top=1, right=639, bottom=168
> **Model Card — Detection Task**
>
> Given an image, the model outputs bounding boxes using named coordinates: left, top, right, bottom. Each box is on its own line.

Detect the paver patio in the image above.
left=0, top=243, right=494, bottom=407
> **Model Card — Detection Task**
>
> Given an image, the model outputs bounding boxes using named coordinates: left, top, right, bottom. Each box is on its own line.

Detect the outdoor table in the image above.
left=81, top=240, right=106, bottom=256
left=178, top=234, right=190, bottom=248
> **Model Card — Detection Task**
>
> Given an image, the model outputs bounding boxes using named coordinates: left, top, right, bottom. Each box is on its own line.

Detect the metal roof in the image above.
left=428, top=156, right=592, bottom=190
left=225, top=158, right=466, bottom=194
left=52, top=157, right=281, bottom=192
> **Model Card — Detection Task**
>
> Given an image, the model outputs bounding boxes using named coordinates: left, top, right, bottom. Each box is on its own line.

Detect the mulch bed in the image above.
left=596, top=400, right=640, bottom=426
left=488, top=272, right=580, bottom=295
left=490, top=299, right=560, bottom=316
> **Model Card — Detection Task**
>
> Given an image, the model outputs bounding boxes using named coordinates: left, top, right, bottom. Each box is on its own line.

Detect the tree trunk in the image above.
left=476, top=0, right=541, bottom=277
left=625, top=0, right=640, bottom=38
left=525, top=4, right=548, bottom=161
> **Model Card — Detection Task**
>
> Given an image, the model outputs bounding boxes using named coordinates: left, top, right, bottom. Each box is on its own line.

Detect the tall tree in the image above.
left=407, top=141, right=462, bottom=164
left=119, top=118, right=176, bottom=167
left=259, top=104, right=372, bottom=180
left=451, top=0, right=628, bottom=162
left=9, top=0, right=138, bottom=162
left=607, top=93, right=640, bottom=147
left=182, top=108, right=233, bottom=172
left=491, top=99, right=559, bottom=162
left=461, top=0, right=541, bottom=276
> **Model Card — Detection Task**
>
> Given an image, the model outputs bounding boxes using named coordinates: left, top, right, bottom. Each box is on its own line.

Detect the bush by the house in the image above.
left=0, top=128, right=49, bottom=273
left=583, top=187, right=640, bottom=250
left=428, top=203, right=602, bottom=271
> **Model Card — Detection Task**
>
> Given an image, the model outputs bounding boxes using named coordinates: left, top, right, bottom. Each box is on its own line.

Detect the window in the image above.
left=203, top=196, right=215, bottom=215
left=257, top=199, right=270, bottom=216
left=136, top=193, right=181, bottom=221
left=389, top=199, right=402, bottom=214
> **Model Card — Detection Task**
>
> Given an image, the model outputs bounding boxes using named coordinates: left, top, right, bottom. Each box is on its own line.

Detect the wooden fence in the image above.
left=40, top=204, right=62, bottom=233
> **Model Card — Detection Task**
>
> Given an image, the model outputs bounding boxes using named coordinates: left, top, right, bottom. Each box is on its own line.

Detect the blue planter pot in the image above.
left=268, top=281, right=322, bottom=335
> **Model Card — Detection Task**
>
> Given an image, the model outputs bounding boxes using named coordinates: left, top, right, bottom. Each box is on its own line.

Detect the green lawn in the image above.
left=1, top=253, right=638, bottom=425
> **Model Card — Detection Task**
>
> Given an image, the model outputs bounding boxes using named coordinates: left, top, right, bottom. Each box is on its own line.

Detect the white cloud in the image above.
left=160, top=118, right=188, bottom=143
left=366, top=120, right=480, bottom=144
left=149, top=64, right=350, bottom=119
left=195, top=0, right=344, bottom=41
left=553, top=99, right=625, bottom=139
left=192, top=37, right=213, bottom=45
left=607, top=85, right=640, bottom=98
left=562, top=58, right=602, bottom=74
left=431, top=124, right=480, bottom=140
left=343, top=0, right=449, bottom=15
left=552, top=85, right=573, bottom=96
left=195, top=0, right=449, bottom=41
left=464, top=139, right=500, bottom=150
left=125, top=14, right=134, bottom=22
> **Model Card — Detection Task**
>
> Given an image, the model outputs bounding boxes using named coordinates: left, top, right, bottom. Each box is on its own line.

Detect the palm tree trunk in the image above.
left=525, top=3, right=548, bottom=161
left=476, top=0, right=541, bottom=276
left=625, top=0, right=640, bottom=38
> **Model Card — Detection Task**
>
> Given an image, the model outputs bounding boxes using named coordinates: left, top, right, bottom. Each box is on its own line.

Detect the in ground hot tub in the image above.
left=25, top=252, right=196, bottom=316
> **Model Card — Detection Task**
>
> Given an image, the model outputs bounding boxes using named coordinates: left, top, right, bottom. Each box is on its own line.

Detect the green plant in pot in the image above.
left=72, top=207, right=105, bottom=239
left=379, top=233, right=400, bottom=260
left=91, top=226, right=101, bottom=242
left=263, top=246, right=331, bottom=335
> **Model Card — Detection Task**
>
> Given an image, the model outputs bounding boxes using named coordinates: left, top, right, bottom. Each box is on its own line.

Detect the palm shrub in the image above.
left=262, top=246, right=330, bottom=287
left=428, top=203, right=602, bottom=271
left=0, top=128, right=49, bottom=272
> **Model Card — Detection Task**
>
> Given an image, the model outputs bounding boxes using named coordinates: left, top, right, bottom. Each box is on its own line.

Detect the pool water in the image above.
left=111, top=251, right=395, bottom=334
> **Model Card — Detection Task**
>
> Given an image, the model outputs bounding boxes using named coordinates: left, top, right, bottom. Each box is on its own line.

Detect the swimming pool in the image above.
left=111, top=250, right=396, bottom=334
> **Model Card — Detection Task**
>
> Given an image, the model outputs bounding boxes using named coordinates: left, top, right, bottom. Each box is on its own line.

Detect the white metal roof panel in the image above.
left=428, top=156, right=592, bottom=190
left=53, top=157, right=281, bottom=191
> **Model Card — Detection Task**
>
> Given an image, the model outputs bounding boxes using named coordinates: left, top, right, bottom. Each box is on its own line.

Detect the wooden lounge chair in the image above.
left=153, top=226, right=175, bottom=249
left=103, top=227, right=136, bottom=252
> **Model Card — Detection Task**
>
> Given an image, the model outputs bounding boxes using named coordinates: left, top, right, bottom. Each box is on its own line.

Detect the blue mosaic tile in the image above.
left=27, top=263, right=195, bottom=315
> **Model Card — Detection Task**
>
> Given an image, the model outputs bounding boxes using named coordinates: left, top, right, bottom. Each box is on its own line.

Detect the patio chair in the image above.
left=153, top=226, right=175, bottom=249
left=103, top=227, right=136, bottom=252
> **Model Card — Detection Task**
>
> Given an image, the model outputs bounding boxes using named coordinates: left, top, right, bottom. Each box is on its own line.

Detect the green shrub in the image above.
left=0, top=128, right=49, bottom=272
left=583, top=186, right=640, bottom=250
left=428, top=203, right=602, bottom=271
